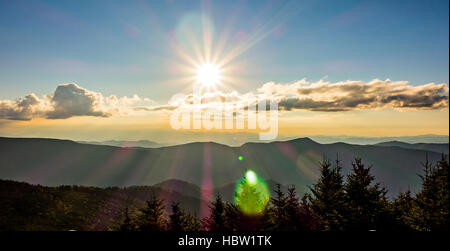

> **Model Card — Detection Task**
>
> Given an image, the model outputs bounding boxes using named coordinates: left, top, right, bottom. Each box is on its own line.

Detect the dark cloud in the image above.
left=264, top=79, right=449, bottom=112
left=278, top=98, right=335, bottom=111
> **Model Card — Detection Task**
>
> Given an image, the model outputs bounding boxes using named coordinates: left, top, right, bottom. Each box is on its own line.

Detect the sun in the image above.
left=196, top=63, right=221, bottom=87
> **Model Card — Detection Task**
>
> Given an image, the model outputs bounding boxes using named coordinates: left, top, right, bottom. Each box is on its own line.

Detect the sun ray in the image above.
left=166, top=0, right=299, bottom=101
left=201, top=2, right=213, bottom=63
left=216, top=1, right=297, bottom=68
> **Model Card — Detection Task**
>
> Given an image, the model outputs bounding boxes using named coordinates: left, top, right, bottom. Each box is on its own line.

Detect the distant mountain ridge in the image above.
left=375, top=141, right=448, bottom=155
left=77, top=138, right=449, bottom=155
left=78, top=140, right=164, bottom=148
left=307, top=134, right=449, bottom=145
left=74, top=134, right=449, bottom=148
left=0, top=137, right=447, bottom=197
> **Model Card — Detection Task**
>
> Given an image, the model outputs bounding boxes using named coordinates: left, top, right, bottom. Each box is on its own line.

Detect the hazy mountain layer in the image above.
left=0, top=137, right=446, bottom=197
left=78, top=140, right=164, bottom=148
left=375, top=141, right=448, bottom=155
left=76, top=134, right=449, bottom=147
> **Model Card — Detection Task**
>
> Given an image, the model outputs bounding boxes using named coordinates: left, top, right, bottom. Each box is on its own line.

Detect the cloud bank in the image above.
left=258, top=79, right=449, bottom=112
left=0, top=83, right=152, bottom=121
left=152, top=79, right=448, bottom=113
left=0, top=79, right=448, bottom=121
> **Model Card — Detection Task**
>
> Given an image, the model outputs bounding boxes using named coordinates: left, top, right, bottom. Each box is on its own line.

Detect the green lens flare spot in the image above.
left=238, top=156, right=244, bottom=161
left=234, top=170, right=270, bottom=215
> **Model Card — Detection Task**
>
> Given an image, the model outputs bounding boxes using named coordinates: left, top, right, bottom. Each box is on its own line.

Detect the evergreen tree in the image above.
left=344, top=158, right=387, bottom=231
left=119, top=206, right=134, bottom=231
left=223, top=203, right=240, bottom=231
left=392, top=189, right=416, bottom=230
left=168, top=202, right=184, bottom=231
left=415, top=154, right=449, bottom=231
left=233, top=176, right=266, bottom=230
left=261, top=203, right=274, bottom=231
left=168, top=202, right=201, bottom=231
left=309, top=156, right=346, bottom=230
left=235, top=179, right=263, bottom=214
left=298, top=193, right=321, bottom=231
left=183, top=212, right=201, bottom=231
left=285, top=185, right=319, bottom=231
left=285, top=186, right=301, bottom=230
left=434, top=154, right=449, bottom=231
left=135, top=196, right=166, bottom=231
left=202, top=194, right=226, bottom=231
left=266, top=184, right=289, bottom=230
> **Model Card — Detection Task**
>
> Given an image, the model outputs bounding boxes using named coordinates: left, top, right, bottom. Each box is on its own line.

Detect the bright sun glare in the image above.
left=246, top=170, right=257, bottom=185
left=196, top=63, right=221, bottom=87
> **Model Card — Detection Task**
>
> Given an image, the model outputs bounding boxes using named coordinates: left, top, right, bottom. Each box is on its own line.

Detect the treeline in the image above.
left=117, top=155, right=449, bottom=231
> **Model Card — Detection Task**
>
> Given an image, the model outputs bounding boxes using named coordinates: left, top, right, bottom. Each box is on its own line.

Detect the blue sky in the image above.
left=0, top=0, right=448, bottom=101
left=0, top=0, right=448, bottom=142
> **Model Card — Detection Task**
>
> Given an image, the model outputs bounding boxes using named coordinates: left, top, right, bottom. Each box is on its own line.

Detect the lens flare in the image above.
left=234, top=170, right=270, bottom=215
left=246, top=170, right=257, bottom=185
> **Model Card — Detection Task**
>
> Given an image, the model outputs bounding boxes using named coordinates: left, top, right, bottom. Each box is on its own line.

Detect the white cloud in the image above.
left=0, top=93, right=51, bottom=120
left=46, top=83, right=110, bottom=119
left=0, top=83, right=154, bottom=120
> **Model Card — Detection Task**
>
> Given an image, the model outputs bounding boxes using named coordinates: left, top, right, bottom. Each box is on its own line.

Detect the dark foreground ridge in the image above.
left=1, top=154, right=448, bottom=231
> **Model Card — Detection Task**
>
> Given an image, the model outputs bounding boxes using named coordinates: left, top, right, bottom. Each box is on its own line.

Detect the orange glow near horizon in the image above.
left=0, top=107, right=448, bottom=144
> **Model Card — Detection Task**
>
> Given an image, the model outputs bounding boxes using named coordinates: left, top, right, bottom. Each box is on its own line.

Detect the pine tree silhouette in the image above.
left=119, top=206, right=134, bottom=231
left=266, top=184, right=289, bottom=230
left=344, top=158, right=387, bottom=231
left=223, top=203, right=240, bottom=231
left=415, top=154, right=449, bottom=231
left=202, top=194, right=226, bottom=231
left=168, top=202, right=184, bottom=231
left=167, top=201, right=200, bottom=231
left=309, top=156, right=346, bottom=230
left=298, top=193, right=321, bottom=231
left=392, top=189, right=416, bottom=230
left=284, top=186, right=304, bottom=230
left=183, top=212, right=201, bottom=231
left=135, top=196, right=166, bottom=231
left=235, top=177, right=264, bottom=214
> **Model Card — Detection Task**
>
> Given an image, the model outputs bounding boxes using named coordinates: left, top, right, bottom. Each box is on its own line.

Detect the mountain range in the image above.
left=374, top=141, right=448, bottom=155
left=78, top=140, right=164, bottom=148
left=74, top=134, right=449, bottom=148
left=0, top=137, right=448, bottom=197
